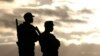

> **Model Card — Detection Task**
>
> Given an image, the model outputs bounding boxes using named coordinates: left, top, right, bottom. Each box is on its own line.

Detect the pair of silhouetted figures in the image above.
left=16, top=12, right=60, bottom=56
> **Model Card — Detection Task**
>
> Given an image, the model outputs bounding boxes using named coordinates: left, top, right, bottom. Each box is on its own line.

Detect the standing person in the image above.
left=16, top=12, right=39, bottom=56
left=39, top=21, right=60, bottom=56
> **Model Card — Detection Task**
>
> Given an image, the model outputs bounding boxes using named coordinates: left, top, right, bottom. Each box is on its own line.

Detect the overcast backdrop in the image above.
left=0, top=0, right=100, bottom=56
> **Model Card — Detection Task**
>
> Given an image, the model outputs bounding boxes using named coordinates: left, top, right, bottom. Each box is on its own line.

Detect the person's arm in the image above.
left=35, top=26, right=41, bottom=35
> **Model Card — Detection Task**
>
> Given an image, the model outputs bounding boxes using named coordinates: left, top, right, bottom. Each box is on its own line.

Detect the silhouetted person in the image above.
left=39, top=21, right=60, bottom=56
left=16, top=12, right=39, bottom=56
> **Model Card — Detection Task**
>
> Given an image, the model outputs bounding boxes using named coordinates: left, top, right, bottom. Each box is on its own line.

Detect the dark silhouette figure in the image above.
left=16, top=12, right=39, bottom=56
left=39, top=21, right=60, bottom=56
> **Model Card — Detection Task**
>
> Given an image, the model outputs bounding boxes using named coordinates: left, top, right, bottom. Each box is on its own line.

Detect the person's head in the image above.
left=44, top=21, right=54, bottom=32
left=23, top=12, right=35, bottom=23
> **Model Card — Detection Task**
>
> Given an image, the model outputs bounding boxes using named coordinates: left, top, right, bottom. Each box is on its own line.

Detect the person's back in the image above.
left=39, top=21, right=60, bottom=56
left=18, top=22, right=38, bottom=45
left=17, top=12, right=38, bottom=56
left=39, top=32, right=60, bottom=56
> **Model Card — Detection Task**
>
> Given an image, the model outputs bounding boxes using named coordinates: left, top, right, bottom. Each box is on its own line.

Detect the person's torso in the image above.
left=17, top=22, right=38, bottom=43
left=39, top=32, right=60, bottom=52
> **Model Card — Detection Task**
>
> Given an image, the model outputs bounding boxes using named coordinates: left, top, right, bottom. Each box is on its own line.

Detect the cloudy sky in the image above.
left=1, top=0, right=100, bottom=56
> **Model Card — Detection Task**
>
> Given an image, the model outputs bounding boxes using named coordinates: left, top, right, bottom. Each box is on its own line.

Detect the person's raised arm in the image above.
left=35, top=26, right=41, bottom=36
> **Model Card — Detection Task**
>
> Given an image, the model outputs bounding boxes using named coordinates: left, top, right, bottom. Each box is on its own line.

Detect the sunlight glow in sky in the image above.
left=14, top=0, right=35, bottom=6
left=56, top=0, right=100, bottom=45
left=1, top=1, right=100, bottom=56
left=0, top=0, right=100, bottom=46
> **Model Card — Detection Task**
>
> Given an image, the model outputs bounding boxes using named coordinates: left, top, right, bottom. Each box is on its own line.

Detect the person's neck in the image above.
left=44, top=30, right=50, bottom=33
left=24, top=22, right=31, bottom=24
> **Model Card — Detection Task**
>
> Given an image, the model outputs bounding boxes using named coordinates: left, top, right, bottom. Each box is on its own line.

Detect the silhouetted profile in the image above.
left=16, top=12, right=39, bottom=56
left=39, top=21, right=60, bottom=56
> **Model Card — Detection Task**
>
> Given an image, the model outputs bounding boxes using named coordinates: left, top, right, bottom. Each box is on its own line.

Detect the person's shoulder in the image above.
left=50, top=33, right=55, bottom=37
left=39, top=32, right=45, bottom=36
left=30, top=24, right=35, bottom=28
left=18, top=23, right=23, bottom=27
left=39, top=32, right=47, bottom=38
left=21, top=22, right=34, bottom=28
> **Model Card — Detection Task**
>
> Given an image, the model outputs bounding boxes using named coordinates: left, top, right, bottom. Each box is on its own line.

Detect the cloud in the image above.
left=0, top=0, right=96, bottom=45
left=37, top=0, right=53, bottom=5
left=0, top=13, right=17, bottom=28
left=57, top=19, right=86, bottom=23
left=54, top=29, right=99, bottom=40
left=79, top=8, right=93, bottom=14
left=13, top=6, right=69, bottom=19
left=0, top=35, right=16, bottom=43
left=13, top=5, right=87, bottom=24
left=0, top=9, right=23, bottom=28
left=0, top=2, right=88, bottom=30
left=0, top=0, right=13, bottom=2
left=0, top=27, right=16, bottom=43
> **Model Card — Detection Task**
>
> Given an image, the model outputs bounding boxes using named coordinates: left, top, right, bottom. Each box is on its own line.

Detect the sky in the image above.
left=1, top=0, right=100, bottom=56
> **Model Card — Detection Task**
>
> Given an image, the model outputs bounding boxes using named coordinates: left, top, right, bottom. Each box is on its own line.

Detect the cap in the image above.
left=24, top=12, right=35, bottom=18
left=45, top=21, right=54, bottom=27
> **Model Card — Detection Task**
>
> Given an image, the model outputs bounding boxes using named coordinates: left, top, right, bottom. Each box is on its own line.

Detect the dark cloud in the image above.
left=37, top=0, right=53, bottom=5
left=57, top=19, right=87, bottom=24
left=0, top=9, right=23, bottom=29
left=0, top=0, right=13, bottom=2
left=0, top=8, right=86, bottom=30
left=79, top=8, right=93, bottom=14
left=0, top=5, right=87, bottom=30
left=68, top=32, right=89, bottom=35
left=0, top=32, right=13, bottom=37
left=0, top=14, right=17, bottom=28
left=13, top=6, right=69, bottom=19
left=54, top=20, right=86, bottom=27
left=0, top=19, right=15, bottom=28
left=14, top=6, right=87, bottom=24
